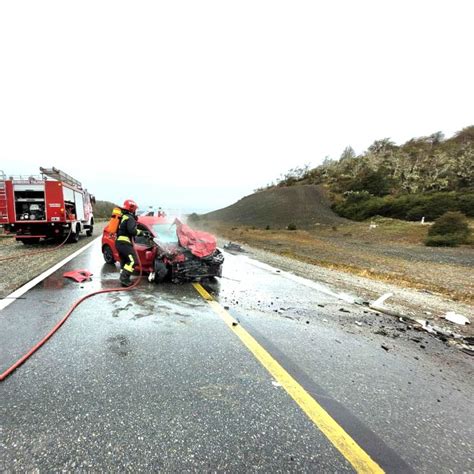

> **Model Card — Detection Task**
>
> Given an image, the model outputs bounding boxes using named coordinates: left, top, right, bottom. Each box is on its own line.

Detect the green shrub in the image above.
left=425, top=234, right=465, bottom=247
left=344, top=190, right=373, bottom=203
left=287, top=223, right=297, bottom=230
left=427, top=211, right=470, bottom=238
left=425, top=211, right=471, bottom=247
left=458, top=193, right=474, bottom=216
left=333, top=191, right=474, bottom=222
left=265, top=225, right=271, bottom=230
left=350, top=168, right=392, bottom=196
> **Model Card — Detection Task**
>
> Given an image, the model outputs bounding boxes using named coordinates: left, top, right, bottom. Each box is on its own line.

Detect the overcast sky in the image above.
left=1, top=1, right=473, bottom=213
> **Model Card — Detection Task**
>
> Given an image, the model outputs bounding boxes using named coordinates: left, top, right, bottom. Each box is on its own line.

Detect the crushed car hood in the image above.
left=175, top=219, right=217, bottom=258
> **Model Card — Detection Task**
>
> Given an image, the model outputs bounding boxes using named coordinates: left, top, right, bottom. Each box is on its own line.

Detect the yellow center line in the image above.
left=193, top=283, right=384, bottom=474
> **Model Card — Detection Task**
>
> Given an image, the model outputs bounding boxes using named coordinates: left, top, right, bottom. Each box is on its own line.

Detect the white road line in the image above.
left=0, top=237, right=101, bottom=312
left=240, top=254, right=357, bottom=304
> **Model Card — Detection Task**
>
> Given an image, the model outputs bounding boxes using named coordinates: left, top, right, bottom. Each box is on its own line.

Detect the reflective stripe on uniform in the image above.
left=117, top=236, right=131, bottom=243
left=124, top=254, right=135, bottom=273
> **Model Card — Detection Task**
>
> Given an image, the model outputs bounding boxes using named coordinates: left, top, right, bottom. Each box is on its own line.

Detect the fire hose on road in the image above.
left=0, top=238, right=143, bottom=382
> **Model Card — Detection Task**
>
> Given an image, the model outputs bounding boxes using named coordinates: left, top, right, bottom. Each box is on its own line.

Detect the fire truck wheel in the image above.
left=68, top=224, right=80, bottom=243
left=102, top=245, right=115, bottom=265
left=86, top=226, right=94, bottom=237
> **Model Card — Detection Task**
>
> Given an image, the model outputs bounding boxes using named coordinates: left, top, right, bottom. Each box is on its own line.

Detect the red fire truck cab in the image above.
left=0, top=167, right=95, bottom=244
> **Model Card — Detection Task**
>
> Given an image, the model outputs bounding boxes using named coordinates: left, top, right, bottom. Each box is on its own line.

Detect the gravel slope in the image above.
left=202, top=185, right=348, bottom=228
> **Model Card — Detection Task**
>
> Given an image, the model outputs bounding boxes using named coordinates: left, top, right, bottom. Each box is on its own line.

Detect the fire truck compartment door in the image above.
left=63, top=186, right=75, bottom=203
left=74, top=191, right=85, bottom=220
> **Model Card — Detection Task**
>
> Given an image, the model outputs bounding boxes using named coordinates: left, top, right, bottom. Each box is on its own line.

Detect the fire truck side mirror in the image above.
left=91, top=195, right=96, bottom=205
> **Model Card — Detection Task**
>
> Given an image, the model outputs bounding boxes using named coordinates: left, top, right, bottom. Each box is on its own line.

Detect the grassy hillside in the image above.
left=263, top=125, right=474, bottom=222
left=200, top=185, right=347, bottom=229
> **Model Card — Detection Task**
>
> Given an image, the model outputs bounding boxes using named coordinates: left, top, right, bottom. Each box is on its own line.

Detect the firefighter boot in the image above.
left=120, top=269, right=132, bottom=287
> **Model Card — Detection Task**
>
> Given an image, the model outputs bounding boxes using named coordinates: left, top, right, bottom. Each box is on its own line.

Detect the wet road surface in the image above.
left=1, top=239, right=473, bottom=472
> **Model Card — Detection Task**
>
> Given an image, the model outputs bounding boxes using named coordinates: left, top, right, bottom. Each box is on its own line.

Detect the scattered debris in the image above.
left=323, top=318, right=328, bottom=322
left=224, top=305, right=230, bottom=310
left=414, top=319, right=437, bottom=335
left=272, top=381, right=282, bottom=388
left=418, top=289, right=433, bottom=295
left=223, top=242, right=244, bottom=252
left=339, top=308, right=350, bottom=313
left=369, top=292, right=405, bottom=318
left=63, top=269, right=93, bottom=283
left=381, top=344, right=390, bottom=351
left=355, top=321, right=363, bottom=326
left=460, top=346, right=474, bottom=356
left=372, top=292, right=393, bottom=307
left=442, top=311, right=470, bottom=326
left=231, top=321, right=238, bottom=327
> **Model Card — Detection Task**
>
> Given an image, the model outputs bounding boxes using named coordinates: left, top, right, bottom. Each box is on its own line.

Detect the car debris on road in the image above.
left=63, top=270, right=93, bottom=283
left=442, top=311, right=470, bottom=326
left=224, top=241, right=245, bottom=253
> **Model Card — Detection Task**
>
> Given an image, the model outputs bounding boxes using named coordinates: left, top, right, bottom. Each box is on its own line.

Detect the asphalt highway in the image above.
left=0, top=239, right=472, bottom=472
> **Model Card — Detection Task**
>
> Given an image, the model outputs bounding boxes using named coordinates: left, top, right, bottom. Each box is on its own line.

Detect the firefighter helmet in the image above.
left=122, top=199, right=138, bottom=213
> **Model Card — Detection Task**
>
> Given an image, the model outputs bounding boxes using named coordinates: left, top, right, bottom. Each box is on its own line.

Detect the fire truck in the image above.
left=0, top=167, right=95, bottom=244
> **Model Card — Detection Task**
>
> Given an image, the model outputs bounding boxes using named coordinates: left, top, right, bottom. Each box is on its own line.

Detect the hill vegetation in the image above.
left=425, top=211, right=471, bottom=247
left=93, top=200, right=116, bottom=219
left=262, top=125, right=474, bottom=222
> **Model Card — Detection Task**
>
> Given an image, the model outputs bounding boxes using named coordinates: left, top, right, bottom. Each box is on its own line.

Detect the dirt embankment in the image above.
left=202, top=184, right=347, bottom=228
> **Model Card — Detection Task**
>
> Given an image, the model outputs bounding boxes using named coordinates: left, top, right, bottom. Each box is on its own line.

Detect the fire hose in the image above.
left=0, top=236, right=143, bottom=382
left=0, top=226, right=73, bottom=263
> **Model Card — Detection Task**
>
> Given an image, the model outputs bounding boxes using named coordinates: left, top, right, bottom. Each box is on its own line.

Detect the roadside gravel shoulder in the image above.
left=222, top=240, right=474, bottom=339
left=0, top=223, right=105, bottom=299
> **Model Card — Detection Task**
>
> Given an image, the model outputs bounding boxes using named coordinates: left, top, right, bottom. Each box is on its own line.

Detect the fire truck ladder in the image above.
left=39, top=167, right=83, bottom=189
left=0, top=170, right=8, bottom=224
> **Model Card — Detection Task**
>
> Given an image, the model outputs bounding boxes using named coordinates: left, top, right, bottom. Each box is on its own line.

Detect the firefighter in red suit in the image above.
left=116, top=199, right=142, bottom=287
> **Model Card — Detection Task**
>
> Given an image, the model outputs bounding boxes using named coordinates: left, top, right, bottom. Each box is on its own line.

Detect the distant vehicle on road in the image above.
left=0, top=167, right=95, bottom=244
left=101, top=215, right=224, bottom=283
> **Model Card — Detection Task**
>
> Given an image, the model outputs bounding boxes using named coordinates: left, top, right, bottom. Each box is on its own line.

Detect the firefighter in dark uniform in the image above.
left=116, top=199, right=142, bottom=287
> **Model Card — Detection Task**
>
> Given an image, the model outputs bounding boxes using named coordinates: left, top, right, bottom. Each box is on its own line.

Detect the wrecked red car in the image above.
left=101, top=216, right=224, bottom=283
